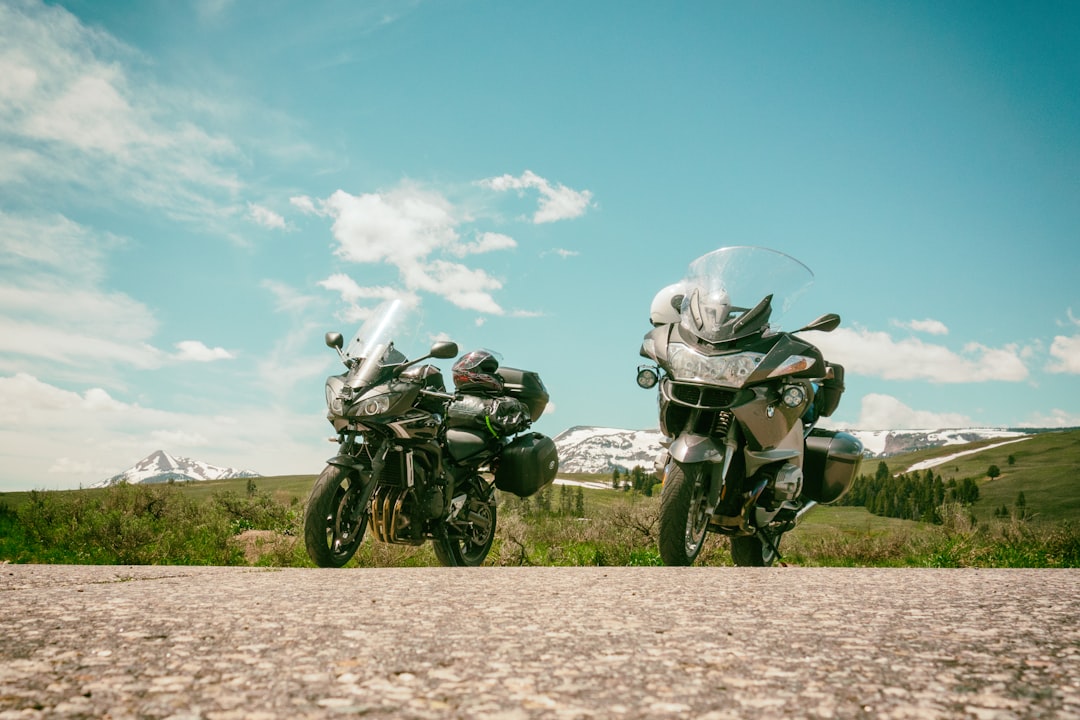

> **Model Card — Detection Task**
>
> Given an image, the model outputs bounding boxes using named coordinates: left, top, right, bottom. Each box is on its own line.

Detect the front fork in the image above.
left=665, top=419, right=805, bottom=538
left=665, top=424, right=750, bottom=534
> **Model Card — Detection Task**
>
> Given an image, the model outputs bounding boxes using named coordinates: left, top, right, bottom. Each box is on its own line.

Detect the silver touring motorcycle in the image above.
left=305, top=298, right=558, bottom=567
left=637, top=246, right=864, bottom=566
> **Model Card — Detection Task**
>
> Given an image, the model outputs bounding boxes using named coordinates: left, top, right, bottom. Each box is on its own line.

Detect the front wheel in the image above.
left=730, top=530, right=781, bottom=567
left=658, top=462, right=709, bottom=566
left=433, top=494, right=497, bottom=567
left=303, top=464, right=370, bottom=568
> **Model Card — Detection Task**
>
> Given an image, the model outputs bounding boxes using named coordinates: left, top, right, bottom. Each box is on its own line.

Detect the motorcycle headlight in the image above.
left=767, top=355, right=816, bottom=379
left=357, top=394, right=391, bottom=417
left=668, top=345, right=765, bottom=388
left=325, top=376, right=346, bottom=416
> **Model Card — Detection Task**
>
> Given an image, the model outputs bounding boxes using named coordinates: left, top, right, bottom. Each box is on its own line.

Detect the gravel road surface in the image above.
left=1, top=565, right=1077, bottom=719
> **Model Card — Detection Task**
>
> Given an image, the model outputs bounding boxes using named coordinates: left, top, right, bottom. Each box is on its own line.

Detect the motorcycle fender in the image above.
left=325, top=454, right=369, bottom=473
left=669, top=434, right=725, bottom=464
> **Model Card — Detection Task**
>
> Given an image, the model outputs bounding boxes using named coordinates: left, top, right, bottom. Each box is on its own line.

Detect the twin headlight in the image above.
left=667, top=344, right=815, bottom=388
left=325, top=375, right=397, bottom=418
left=667, top=345, right=763, bottom=386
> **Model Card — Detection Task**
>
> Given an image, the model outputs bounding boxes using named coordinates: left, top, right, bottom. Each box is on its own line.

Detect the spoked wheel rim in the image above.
left=304, top=464, right=370, bottom=568
left=684, top=472, right=709, bottom=557
left=434, top=495, right=496, bottom=567
left=731, top=529, right=781, bottom=567
left=459, top=500, right=495, bottom=565
left=758, top=530, right=779, bottom=565
left=658, top=462, right=711, bottom=566
left=326, top=479, right=366, bottom=563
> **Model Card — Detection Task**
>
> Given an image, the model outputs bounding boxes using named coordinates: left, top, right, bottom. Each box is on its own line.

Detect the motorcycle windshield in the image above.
left=679, top=246, right=813, bottom=342
left=344, top=298, right=411, bottom=388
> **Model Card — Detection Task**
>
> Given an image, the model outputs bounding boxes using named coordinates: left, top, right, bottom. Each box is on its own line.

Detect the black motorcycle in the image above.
left=637, top=246, right=863, bottom=566
left=304, top=298, right=558, bottom=567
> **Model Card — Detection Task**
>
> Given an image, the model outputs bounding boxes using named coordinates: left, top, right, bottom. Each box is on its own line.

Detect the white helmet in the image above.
left=649, top=282, right=685, bottom=326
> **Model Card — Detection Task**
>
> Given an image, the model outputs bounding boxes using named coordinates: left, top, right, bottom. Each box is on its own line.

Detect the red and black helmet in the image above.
left=452, top=350, right=504, bottom=393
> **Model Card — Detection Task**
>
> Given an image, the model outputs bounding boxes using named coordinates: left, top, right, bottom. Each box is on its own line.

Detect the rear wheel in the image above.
left=303, top=464, right=369, bottom=568
left=730, top=529, right=781, bottom=567
left=658, top=462, right=709, bottom=566
left=433, top=493, right=497, bottom=567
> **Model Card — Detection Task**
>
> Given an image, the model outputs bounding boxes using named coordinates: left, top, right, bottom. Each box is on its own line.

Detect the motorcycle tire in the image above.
left=730, top=531, right=780, bottom=567
left=658, top=462, right=709, bottom=566
left=433, top=496, right=497, bottom=567
left=303, top=464, right=369, bottom=568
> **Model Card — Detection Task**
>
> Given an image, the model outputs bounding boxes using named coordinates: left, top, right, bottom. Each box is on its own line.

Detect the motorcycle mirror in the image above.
left=429, top=341, right=459, bottom=360
left=325, top=332, right=344, bottom=350
left=797, top=313, right=841, bottom=333
left=636, top=365, right=659, bottom=389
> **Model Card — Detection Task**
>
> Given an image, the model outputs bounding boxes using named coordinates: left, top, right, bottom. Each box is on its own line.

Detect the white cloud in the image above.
left=324, top=185, right=458, bottom=264
left=0, top=210, right=115, bottom=280
left=0, top=213, right=166, bottom=371
left=174, top=340, right=234, bottom=362
left=248, top=202, right=287, bottom=229
left=449, top=232, right=517, bottom=257
left=289, top=195, right=319, bottom=215
left=307, top=184, right=510, bottom=315
left=306, top=175, right=587, bottom=317
left=0, top=1, right=243, bottom=225
left=810, top=326, right=1029, bottom=383
left=847, top=393, right=974, bottom=431
left=1046, top=309, right=1080, bottom=375
left=401, top=259, right=503, bottom=314
left=0, top=372, right=328, bottom=490
left=1021, top=408, right=1080, bottom=428
left=150, top=429, right=210, bottom=447
left=262, top=279, right=319, bottom=314
left=895, top=318, right=949, bottom=335
left=316, top=274, right=401, bottom=305
left=1046, top=333, right=1080, bottom=374
left=479, top=170, right=594, bottom=224
left=0, top=315, right=163, bottom=370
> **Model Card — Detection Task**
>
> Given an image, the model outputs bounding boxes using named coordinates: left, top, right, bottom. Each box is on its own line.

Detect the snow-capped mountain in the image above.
left=553, top=426, right=1033, bottom=474
left=93, top=450, right=260, bottom=487
left=848, top=428, right=1028, bottom=457
left=553, top=426, right=665, bottom=474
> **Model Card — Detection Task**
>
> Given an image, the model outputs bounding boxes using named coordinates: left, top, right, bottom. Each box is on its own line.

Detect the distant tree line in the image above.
left=611, top=466, right=660, bottom=497
left=839, top=461, right=980, bottom=524
left=504, top=483, right=585, bottom=518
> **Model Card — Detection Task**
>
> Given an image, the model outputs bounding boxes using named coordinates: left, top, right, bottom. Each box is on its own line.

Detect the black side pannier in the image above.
left=447, top=394, right=530, bottom=436
left=803, top=429, right=863, bottom=504
left=494, top=432, right=559, bottom=497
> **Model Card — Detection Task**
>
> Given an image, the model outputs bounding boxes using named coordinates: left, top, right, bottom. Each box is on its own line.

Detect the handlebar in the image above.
left=419, top=388, right=456, bottom=401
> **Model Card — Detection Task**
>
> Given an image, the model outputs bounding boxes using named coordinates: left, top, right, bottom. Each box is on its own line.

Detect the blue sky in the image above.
left=1, top=0, right=1077, bottom=491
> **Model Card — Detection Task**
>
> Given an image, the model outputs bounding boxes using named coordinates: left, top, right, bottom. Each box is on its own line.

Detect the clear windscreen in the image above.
left=681, top=246, right=814, bottom=335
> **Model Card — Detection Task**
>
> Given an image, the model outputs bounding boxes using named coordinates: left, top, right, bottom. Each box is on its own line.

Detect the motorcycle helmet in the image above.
left=649, top=282, right=685, bottom=326
left=452, top=349, right=505, bottom=393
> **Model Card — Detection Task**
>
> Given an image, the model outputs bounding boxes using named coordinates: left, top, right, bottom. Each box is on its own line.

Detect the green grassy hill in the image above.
left=1, top=429, right=1075, bottom=568
left=870, top=428, right=1080, bottom=523
left=2, top=429, right=1076, bottom=521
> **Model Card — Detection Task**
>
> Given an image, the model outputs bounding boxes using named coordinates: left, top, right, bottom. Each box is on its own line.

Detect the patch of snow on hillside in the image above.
left=905, top=437, right=1032, bottom=473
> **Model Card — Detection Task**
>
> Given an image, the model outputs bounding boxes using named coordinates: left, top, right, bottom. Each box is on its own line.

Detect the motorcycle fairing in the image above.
left=742, top=421, right=805, bottom=478
left=668, top=432, right=724, bottom=464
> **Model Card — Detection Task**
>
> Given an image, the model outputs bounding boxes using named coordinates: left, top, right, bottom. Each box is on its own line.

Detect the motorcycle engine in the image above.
left=766, top=462, right=803, bottom=504
left=370, top=454, right=445, bottom=545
